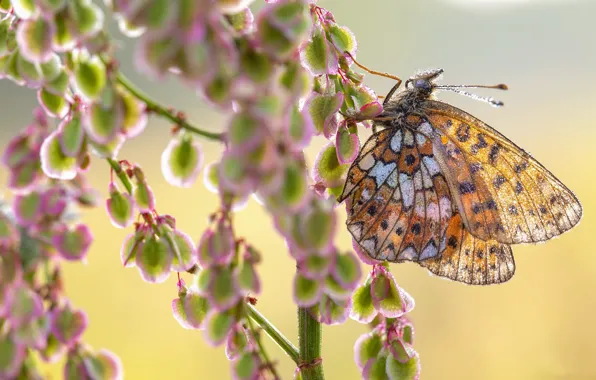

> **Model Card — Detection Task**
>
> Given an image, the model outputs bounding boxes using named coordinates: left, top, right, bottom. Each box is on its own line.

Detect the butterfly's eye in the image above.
left=414, top=79, right=432, bottom=91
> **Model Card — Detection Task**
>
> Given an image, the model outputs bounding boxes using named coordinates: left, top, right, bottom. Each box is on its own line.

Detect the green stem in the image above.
left=107, top=158, right=133, bottom=193
left=111, top=67, right=224, bottom=142
left=245, top=310, right=281, bottom=380
left=246, top=304, right=299, bottom=364
left=298, top=308, right=325, bottom=380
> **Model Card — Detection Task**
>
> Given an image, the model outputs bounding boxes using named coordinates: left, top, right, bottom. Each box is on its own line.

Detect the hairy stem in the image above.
left=298, top=308, right=325, bottom=380
left=245, top=310, right=281, bottom=379
left=246, top=304, right=300, bottom=364
left=111, top=66, right=224, bottom=141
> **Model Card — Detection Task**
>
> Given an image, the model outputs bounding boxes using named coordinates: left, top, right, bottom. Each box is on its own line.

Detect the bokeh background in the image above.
left=1, top=0, right=595, bottom=379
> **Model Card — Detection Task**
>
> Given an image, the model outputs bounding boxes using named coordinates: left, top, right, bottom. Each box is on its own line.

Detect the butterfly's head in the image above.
left=405, top=69, right=444, bottom=95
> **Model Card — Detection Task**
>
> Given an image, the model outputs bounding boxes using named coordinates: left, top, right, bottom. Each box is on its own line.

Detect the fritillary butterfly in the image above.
left=339, top=68, right=582, bottom=285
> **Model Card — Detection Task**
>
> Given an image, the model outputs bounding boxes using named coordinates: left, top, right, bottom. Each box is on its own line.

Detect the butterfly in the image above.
left=338, top=68, right=583, bottom=285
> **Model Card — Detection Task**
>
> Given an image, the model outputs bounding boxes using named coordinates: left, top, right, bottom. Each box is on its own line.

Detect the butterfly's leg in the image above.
left=383, top=82, right=401, bottom=107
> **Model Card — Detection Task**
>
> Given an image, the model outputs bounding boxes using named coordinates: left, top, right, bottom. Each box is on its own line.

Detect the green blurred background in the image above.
left=2, top=0, right=595, bottom=379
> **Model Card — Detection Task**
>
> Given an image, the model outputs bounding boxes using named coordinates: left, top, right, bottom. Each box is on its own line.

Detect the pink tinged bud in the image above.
left=206, top=266, right=241, bottom=312
left=9, top=286, right=44, bottom=327
left=83, top=99, right=125, bottom=145
left=172, top=291, right=210, bottom=330
left=293, top=272, right=323, bottom=307
left=336, top=127, right=360, bottom=164
left=226, top=8, right=254, bottom=35
left=275, top=161, right=310, bottom=212
left=84, top=349, right=124, bottom=380
left=106, top=183, right=135, bottom=229
left=39, top=334, right=64, bottom=363
left=225, top=324, right=250, bottom=361
left=299, top=23, right=339, bottom=76
left=161, top=134, right=204, bottom=188
left=227, top=111, right=266, bottom=151
left=236, top=260, right=261, bottom=296
left=305, top=91, right=344, bottom=136
left=58, top=112, right=85, bottom=157
left=119, top=87, right=147, bottom=138
left=50, top=303, right=88, bottom=347
left=286, top=105, right=314, bottom=151
left=331, top=251, right=362, bottom=291
left=40, top=130, right=79, bottom=180
left=298, top=205, right=336, bottom=253
left=385, top=350, right=420, bottom=380
left=41, top=187, right=67, bottom=217
left=16, top=16, right=56, bottom=63
left=71, top=55, right=107, bottom=102
left=166, top=229, right=197, bottom=272
left=0, top=212, right=19, bottom=249
left=8, top=160, right=42, bottom=193
left=13, top=314, right=50, bottom=350
left=135, top=234, right=173, bottom=284
left=362, top=356, right=388, bottom=380
left=203, top=162, right=220, bottom=193
left=299, top=253, right=334, bottom=281
left=204, top=310, right=236, bottom=346
left=13, top=191, right=43, bottom=226
left=256, top=1, right=309, bottom=60
left=309, top=294, right=351, bottom=325
left=37, top=88, right=70, bottom=119
left=354, top=330, right=383, bottom=371
left=0, top=334, right=26, bottom=378
left=370, top=268, right=415, bottom=318
left=328, top=24, right=357, bottom=56
left=231, top=352, right=260, bottom=380
left=2, top=134, right=32, bottom=169
left=218, top=152, right=258, bottom=197
left=197, top=220, right=235, bottom=267
left=133, top=180, right=155, bottom=213
left=359, top=101, right=383, bottom=119
left=52, top=223, right=93, bottom=261
left=120, top=228, right=148, bottom=268
left=387, top=337, right=412, bottom=365
left=313, top=143, right=349, bottom=189
left=350, top=275, right=377, bottom=324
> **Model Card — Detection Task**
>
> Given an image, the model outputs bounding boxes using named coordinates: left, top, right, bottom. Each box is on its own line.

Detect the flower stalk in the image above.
left=298, top=307, right=325, bottom=380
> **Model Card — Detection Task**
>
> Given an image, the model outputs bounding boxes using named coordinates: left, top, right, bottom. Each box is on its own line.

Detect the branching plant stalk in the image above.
left=245, top=309, right=281, bottom=379
left=109, top=66, right=224, bottom=141
left=247, top=304, right=300, bottom=364
left=298, top=307, right=325, bottom=380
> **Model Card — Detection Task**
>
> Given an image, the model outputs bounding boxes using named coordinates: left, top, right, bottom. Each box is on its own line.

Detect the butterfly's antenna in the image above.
left=344, top=51, right=402, bottom=88
left=436, top=84, right=508, bottom=90
left=435, top=84, right=508, bottom=107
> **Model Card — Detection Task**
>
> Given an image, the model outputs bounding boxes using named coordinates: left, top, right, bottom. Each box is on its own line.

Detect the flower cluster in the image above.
left=109, top=162, right=198, bottom=283
left=351, top=264, right=420, bottom=379
left=0, top=109, right=121, bottom=379
left=172, top=215, right=268, bottom=379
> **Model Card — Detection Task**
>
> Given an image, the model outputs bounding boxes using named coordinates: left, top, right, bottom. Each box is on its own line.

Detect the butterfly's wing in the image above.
left=417, top=213, right=515, bottom=285
left=339, top=126, right=454, bottom=263
left=423, top=100, right=582, bottom=244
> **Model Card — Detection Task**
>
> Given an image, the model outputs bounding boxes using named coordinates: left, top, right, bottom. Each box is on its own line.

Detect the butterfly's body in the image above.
left=339, top=69, right=582, bottom=285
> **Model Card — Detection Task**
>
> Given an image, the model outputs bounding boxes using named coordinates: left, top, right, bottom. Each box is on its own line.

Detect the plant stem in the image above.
left=107, top=158, right=133, bottom=193
left=246, top=304, right=299, bottom=364
left=245, top=311, right=281, bottom=380
left=298, top=308, right=325, bottom=380
left=112, top=67, right=224, bottom=142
